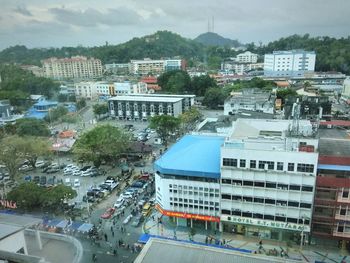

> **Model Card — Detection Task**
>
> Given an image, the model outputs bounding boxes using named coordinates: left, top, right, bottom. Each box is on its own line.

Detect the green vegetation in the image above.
left=14, top=118, right=50, bottom=137
left=203, top=87, right=226, bottom=109
left=276, top=88, right=298, bottom=101
left=58, top=94, right=76, bottom=103
left=7, top=182, right=76, bottom=212
left=0, top=64, right=59, bottom=106
left=73, top=124, right=130, bottom=167
left=0, top=135, right=50, bottom=179
left=149, top=115, right=181, bottom=147
left=194, top=32, right=242, bottom=47
left=191, top=75, right=218, bottom=96
left=93, top=103, right=109, bottom=118
left=180, top=108, right=203, bottom=133
left=44, top=106, right=68, bottom=123
left=76, top=98, right=87, bottom=110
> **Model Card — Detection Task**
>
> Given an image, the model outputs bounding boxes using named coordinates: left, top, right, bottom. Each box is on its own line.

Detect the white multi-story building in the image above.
left=264, top=50, right=316, bottom=77
left=236, top=51, right=258, bottom=63
left=130, top=58, right=184, bottom=75
left=342, top=77, right=350, bottom=101
left=220, top=119, right=319, bottom=241
left=42, top=56, right=102, bottom=80
left=222, top=62, right=264, bottom=75
left=154, top=135, right=224, bottom=229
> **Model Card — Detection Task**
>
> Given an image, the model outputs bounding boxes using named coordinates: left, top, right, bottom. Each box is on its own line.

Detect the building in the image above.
left=342, top=77, right=350, bottom=103
left=220, top=119, right=319, bottom=242
left=25, top=98, right=58, bottom=119
left=108, top=95, right=183, bottom=120
left=113, top=82, right=148, bottom=96
left=224, top=89, right=274, bottom=115
left=283, top=96, right=331, bottom=119
left=59, top=84, right=76, bottom=96
left=221, top=61, right=263, bottom=76
left=20, top=65, right=44, bottom=77
left=140, top=76, right=161, bottom=92
left=313, top=156, right=350, bottom=247
left=130, top=94, right=195, bottom=112
left=264, top=50, right=316, bottom=77
left=154, top=135, right=224, bottom=229
left=236, top=51, right=258, bottom=63
left=42, top=56, right=102, bottom=80
left=0, top=100, right=11, bottom=119
left=135, top=237, right=296, bottom=263
left=130, top=59, right=185, bottom=75
left=104, top=63, right=130, bottom=74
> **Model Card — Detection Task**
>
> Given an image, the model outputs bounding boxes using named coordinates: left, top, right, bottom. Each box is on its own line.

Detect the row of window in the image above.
left=169, top=189, right=220, bottom=197
left=221, top=210, right=310, bottom=225
left=170, top=197, right=219, bottom=206
left=170, top=202, right=219, bottom=211
left=159, top=173, right=218, bottom=183
left=169, top=185, right=219, bottom=193
left=221, top=179, right=313, bottom=192
left=221, top=194, right=312, bottom=209
left=222, top=158, right=314, bottom=173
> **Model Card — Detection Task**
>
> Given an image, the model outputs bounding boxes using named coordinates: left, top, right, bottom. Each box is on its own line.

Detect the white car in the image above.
left=73, top=179, right=80, bottom=188
left=105, top=180, right=119, bottom=190
left=114, top=197, right=124, bottom=208
left=121, top=192, right=133, bottom=200
left=123, top=215, right=133, bottom=225
left=35, top=161, right=45, bottom=168
left=73, top=170, right=82, bottom=177
left=19, top=165, right=32, bottom=171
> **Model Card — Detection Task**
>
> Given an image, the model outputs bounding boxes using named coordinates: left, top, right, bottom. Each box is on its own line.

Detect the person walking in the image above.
left=104, top=233, right=108, bottom=242
left=92, top=253, right=97, bottom=262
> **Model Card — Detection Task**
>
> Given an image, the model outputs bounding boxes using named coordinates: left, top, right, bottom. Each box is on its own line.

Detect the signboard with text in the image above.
left=156, top=204, right=220, bottom=222
left=221, top=215, right=310, bottom=232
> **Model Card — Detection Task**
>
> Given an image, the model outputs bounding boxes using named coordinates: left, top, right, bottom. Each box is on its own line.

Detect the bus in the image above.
left=142, top=203, right=152, bottom=217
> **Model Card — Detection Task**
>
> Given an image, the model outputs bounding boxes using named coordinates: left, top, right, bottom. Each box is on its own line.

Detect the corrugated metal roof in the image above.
left=154, top=135, right=224, bottom=179
left=317, top=164, right=350, bottom=171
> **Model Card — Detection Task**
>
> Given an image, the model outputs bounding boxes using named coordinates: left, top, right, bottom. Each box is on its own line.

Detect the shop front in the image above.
left=221, top=215, right=309, bottom=243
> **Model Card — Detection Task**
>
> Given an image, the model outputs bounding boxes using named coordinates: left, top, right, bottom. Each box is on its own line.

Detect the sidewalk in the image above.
left=144, top=210, right=349, bottom=263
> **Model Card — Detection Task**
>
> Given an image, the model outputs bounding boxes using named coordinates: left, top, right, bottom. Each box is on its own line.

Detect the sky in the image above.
left=0, top=0, right=349, bottom=50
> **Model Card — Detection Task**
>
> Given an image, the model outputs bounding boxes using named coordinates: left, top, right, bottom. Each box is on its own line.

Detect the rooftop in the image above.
left=154, top=135, right=224, bottom=179
left=0, top=213, right=42, bottom=227
left=318, top=129, right=350, bottom=156
left=108, top=96, right=182, bottom=103
left=0, top=223, right=23, bottom=241
left=135, top=238, right=298, bottom=263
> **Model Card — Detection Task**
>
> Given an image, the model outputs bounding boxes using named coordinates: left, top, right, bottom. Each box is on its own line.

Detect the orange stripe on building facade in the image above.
left=156, top=204, right=220, bottom=222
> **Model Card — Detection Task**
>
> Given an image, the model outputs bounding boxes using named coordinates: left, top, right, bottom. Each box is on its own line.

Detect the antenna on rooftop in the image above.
left=212, top=16, right=214, bottom=33
left=207, top=19, right=210, bottom=33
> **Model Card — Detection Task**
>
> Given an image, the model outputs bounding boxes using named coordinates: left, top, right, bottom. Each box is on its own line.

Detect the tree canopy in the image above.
left=15, top=118, right=50, bottom=137
left=203, top=87, right=226, bottom=109
left=73, top=124, right=131, bottom=167
left=180, top=108, right=203, bottom=133
left=7, top=182, right=76, bottom=212
left=149, top=115, right=181, bottom=147
left=93, top=103, right=109, bottom=118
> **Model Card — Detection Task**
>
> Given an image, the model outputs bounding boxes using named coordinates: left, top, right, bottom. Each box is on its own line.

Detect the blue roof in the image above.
left=318, top=164, right=350, bottom=171
left=25, top=108, right=48, bottom=119
left=34, top=100, right=58, bottom=107
left=154, top=135, right=224, bottom=179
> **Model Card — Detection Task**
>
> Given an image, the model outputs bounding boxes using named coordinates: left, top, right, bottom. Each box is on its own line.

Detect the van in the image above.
left=142, top=203, right=152, bottom=217
left=154, top=138, right=162, bottom=145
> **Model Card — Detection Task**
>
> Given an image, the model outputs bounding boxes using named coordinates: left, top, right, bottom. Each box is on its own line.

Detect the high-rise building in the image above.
left=130, top=59, right=185, bottom=75
left=264, top=50, right=316, bottom=77
left=42, top=56, right=102, bottom=80
left=236, top=51, right=258, bottom=63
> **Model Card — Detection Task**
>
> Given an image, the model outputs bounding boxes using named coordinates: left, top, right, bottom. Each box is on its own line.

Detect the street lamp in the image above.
left=300, top=215, right=308, bottom=251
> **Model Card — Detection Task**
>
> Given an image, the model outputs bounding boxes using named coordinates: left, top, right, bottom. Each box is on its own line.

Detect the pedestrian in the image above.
left=127, top=244, right=130, bottom=250
left=110, top=226, right=113, bottom=232
left=113, top=249, right=117, bottom=256
left=104, top=233, right=108, bottom=242
left=92, top=253, right=97, bottom=262
left=205, top=236, right=208, bottom=244
left=113, top=220, right=116, bottom=226
left=112, top=230, right=114, bottom=237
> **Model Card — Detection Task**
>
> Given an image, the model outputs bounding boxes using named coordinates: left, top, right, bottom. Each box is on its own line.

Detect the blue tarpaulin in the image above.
left=56, top=220, right=69, bottom=228
left=68, top=221, right=84, bottom=230
left=138, top=233, right=151, bottom=244
left=77, top=223, right=94, bottom=233
left=46, top=219, right=62, bottom=227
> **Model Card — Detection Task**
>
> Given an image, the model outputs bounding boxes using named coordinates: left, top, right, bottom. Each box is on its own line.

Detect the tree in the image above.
left=276, top=88, right=298, bottom=101
left=73, top=124, right=131, bottom=166
left=203, top=87, right=225, bottom=109
left=191, top=75, right=217, bottom=96
left=44, top=106, right=68, bottom=123
left=58, top=94, right=68, bottom=102
left=93, top=103, right=109, bottom=118
left=180, top=108, right=202, bottom=133
left=149, top=115, right=181, bottom=147
left=17, top=136, right=51, bottom=168
left=15, top=118, right=50, bottom=137
left=7, top=183, right=76, bottom=212
left=157, top=70, right=192, bottom=94
left=76, top=98, right=87, bottom=110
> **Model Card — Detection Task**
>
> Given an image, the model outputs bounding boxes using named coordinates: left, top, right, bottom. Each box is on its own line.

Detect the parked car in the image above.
left=35, top=160, right=46, bottom=168
left=40, top=176, right=47, bottom=186
left=134, top=161, right=145, bottom=168
left=73, top=179, right=80, bottom=188
left=80, top=165, right=91, bottom=172
left=46, top=168, right=60, bottom=174
left=64, top=178, right=71, bottom=187
left=142, top=203, right=152, bottom=217
left=114, top=197, right=124, bottom=209
left=19, top=165, right=33, bottom=171
left=101, top=208, right=115, bottom=219
left=33, top=176, right=40, bottom=184
left=131, top=215, right=144, bottom=227
left=73, top=170, right=82, bottom=177
left=99, top=184, right=112, bottom=192
left=120, top=192, right=133, bottom=200
left=105, top=180, right=119, bottom=190
left=47, top=177, right=55, bottom=186
left=81, top=170, right=92, bottom=177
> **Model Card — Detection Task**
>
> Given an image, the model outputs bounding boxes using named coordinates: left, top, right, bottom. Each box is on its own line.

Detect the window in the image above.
left=340, top=209, right=347, bottom=216
left=243, top=197, right=253, bottom=202
left=223, top=158, right=237, bottom=167
left=259, top=161, right=274, bottom=170
left=265, top=198, right=275, bottom=205
left=254, top=181, right=265, bottom=187
left=242, top=212, right=252, bottom=218
left=232, top=210, right=241, bottom=216
left=222, top=194, right=231, bottom=200
left=258, top=161, right=265, bottom=169
left=243, top=181, right=254, bottom=186
left=302, top=186, right=313, bottom=192
left=254, top=197, right=264, bottom=203
left=343, top=191, right=349, bottom=198
left=288, top=163, right=294, bottom=172
left=253, top=213, right=263, bottom=219
left=277, top=162, right=284, bottom=171
left=289, top=185, right=301, bottom=191
left=264, top=214, right=274, bottom=220
left=222, top=209, right=231, bottom=215
left=232, top=195, right=242, bottom=201
left=266, top=182, right=276, bottom=189
left=297, top=163, right=314, bottom=173
left=250, top=160, right=256, bottom=169
left=300, top=203, right=312, bottom=209
left=222, top=179, right=231, bottom=184
left=240, top=159, right=246, bottom=168
left=288, top=201, right=299, bottom=207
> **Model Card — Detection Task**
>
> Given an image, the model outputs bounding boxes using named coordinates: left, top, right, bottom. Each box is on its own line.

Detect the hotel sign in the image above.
left=222, top=216, right=310, bottom=232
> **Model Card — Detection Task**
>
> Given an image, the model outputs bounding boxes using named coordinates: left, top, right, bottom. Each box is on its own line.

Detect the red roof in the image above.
left=319, top=155, right=350, bottom=165
left=147, top=84, right=161, bottom=91
left=141, top=76, right=157, bottom=84
left=319, top=120, right=350, bottom=127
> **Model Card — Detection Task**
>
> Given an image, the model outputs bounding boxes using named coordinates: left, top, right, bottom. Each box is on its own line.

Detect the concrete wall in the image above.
left=0, top=230, right=27, bottom=254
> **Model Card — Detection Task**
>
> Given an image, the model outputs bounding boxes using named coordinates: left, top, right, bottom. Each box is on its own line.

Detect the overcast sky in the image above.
left=0, top=0, right=349, bottom=50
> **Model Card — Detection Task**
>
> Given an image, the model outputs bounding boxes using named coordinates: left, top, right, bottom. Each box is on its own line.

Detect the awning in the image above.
left=138, top=233, right=151, bottom=244
left=56, top=220, right=69, bottom=228
left=77, top=223, right=94, bottom=233
left=46, top=219, right=63, bottom=227
left=68, top=221, right=84, bottom=230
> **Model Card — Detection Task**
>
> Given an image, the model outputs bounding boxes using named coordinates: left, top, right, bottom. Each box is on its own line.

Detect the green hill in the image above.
left=194, top=32, right=242, bottom=47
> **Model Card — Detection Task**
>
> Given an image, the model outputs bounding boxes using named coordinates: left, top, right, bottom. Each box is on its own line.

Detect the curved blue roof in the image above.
left=154, top=135, right=224, bottom=179
left=34, top=100, right=58, bottom=107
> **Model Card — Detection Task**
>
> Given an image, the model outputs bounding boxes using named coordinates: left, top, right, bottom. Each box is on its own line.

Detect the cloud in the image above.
left=49, top=6, right=143, bottom=27
left=13, top=6, right=33, bottom=16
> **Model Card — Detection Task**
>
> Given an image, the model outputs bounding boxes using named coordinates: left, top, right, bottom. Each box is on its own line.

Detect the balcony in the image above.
left=333, top=231, right=350, bottom=239
left=334, top=214, right=350, bottom=221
